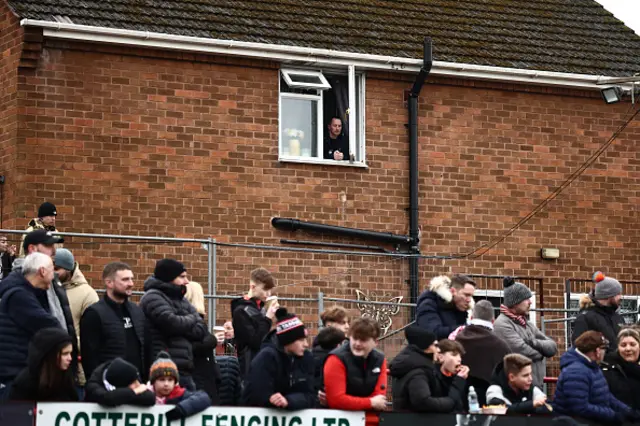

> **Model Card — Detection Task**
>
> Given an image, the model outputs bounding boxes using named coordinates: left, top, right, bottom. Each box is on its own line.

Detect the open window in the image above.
left=279, top=67, right=366, bottom=166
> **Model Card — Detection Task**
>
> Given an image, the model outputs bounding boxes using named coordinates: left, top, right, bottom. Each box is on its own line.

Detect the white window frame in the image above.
left=278, top=67, right=367, bottom=168
left=281, top=69, right=331, bottom=90
left=474, top=289, right=537, bottom=325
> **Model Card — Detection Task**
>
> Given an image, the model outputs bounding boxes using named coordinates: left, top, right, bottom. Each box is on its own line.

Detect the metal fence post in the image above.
left=207, top=237, right=216, bottom=330
left=317, top=291, right=324, bottom=328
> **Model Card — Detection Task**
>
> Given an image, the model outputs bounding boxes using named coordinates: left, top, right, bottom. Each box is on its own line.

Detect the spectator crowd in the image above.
left=0, top=202, right=639, bottom=426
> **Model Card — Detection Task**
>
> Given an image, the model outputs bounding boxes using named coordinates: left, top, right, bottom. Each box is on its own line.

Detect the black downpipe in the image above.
left=408, top=38, right=433, bottom=319
left=271, top=217, right=413, bottom=246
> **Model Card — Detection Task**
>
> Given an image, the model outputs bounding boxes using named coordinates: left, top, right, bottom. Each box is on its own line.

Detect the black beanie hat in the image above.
left=404, top=324, right=437, bottom=350
left=106, top=358, right=140, bottom=388
left=154, top=259, right=187, bottom=283
left=28, top=327, right=73, bottom=371
left=275, top=308, right=307, bottom=346
left=38, top=202, right=57, bottom=218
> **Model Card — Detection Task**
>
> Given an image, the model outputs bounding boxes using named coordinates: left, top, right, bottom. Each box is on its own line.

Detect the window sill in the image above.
left=278, top=156, right=368, bottom=168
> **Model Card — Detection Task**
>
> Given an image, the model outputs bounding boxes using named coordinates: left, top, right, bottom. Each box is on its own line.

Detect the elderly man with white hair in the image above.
left=0, top=252, right=63, bottom=400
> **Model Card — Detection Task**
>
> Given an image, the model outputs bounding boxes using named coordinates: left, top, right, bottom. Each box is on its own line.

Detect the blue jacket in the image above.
left=241, top=331, right=315, bottom=410
left=167, top=388, right=211, bottom=416
left=416, top=290, right=467, bottom=340
left=0, top=271, right=62, bottom=382
left=553, top=348, right=631, bottom=423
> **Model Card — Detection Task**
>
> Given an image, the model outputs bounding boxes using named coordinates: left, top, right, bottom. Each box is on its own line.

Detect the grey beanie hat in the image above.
left=503, top=277, right=532, bottom=308
left=593, top=271, right=622, bottom=300
left=53, top=248, right=75, bottom=271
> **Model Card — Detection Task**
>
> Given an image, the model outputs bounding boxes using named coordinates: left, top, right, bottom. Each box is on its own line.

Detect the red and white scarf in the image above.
left=500, top=304, right=527, bottom=327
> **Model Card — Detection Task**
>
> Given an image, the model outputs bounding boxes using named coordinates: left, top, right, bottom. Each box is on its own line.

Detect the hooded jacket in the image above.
left=494, top=313, right=556, bottom=388
left=84, top=360, right=155, bottom=407
left=389, top=344, right=465, bottom=413
left=553, top=348, right=631, bottom=423
left=601, top=351, right=640, bottom=410
left=231, top=296, right=272, bottom=378
left=485, top=360, right=550, bottom=415
left=62, top=262, right=99, bottom=385
left=10, top=327, right=78, bottom=401
left=456, top=322, right=510, bottom=384
left=416, top=276, right=472, bottom=340
left=0, top=271, right=62, bottom=382
left=241, top=330, right=315, bottom=410
left=140, top=277, right=209, bottom=376
left=572, top=295, right=625, bottom=353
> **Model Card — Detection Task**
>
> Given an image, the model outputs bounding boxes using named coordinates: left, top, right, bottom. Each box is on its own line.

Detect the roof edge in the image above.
left=20, top=19, right=626, bottom=90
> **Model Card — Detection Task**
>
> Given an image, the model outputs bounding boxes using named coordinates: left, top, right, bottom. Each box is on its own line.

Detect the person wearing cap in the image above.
left=147, top=351, right=211, bottom=420
left=572, top=271, right=625, bottom=354
left=85, top=357, right=155, bottom=407
left=54, top=248, right=98, bottom=389
left=391, top=324, right=464, bottom=413
left=416, top=274, right=477, bottom=340
left=140, top=259, right=213, bottom=391
left=0, top=236, right=17, bottom=280
left=0, top=253, right=62, bottom=400
left=81, top=262, right=146, bottom=382
left=554, top=331, right=637, bottom=425
left=494, top=277, right=556, bottom=388
left=19, top=201, right=59, bottom=257
left=242, top=308, right=315, bottom=409
left=455, top=300, right=510, bottom=406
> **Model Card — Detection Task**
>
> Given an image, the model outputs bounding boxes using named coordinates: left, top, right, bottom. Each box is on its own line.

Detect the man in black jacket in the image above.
left=231, top=267, right=278, bottom=378
left=390, top=325, right=467, bottom=413
left=0, top=236, right=16, bottom=280
left=572, top=271, right=625, bottom=353
left=140, top=259, right=212, bottom=391
left=242, top=308, right=315, bottom=409
left=80, top=262, right=146, bottom=380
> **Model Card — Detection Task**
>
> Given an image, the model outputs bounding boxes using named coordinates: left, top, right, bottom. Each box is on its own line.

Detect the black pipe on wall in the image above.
left=407, top=38, right=433, bottom=319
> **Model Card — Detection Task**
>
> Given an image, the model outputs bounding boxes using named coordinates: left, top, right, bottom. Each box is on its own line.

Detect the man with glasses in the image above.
left=554, top=330, right=638, bottom=424
left=0, top=237, right=16, bottom=280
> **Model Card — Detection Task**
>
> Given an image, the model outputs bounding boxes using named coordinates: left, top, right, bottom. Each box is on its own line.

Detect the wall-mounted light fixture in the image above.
left=601, top=86, right=624, bottom=104
left=597, top=75, right=639, bottom=105
left=540, top=247, right=560, bottom=260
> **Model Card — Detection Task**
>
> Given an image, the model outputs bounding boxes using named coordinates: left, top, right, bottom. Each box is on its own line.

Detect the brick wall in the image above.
left=7, top=38, right=640, bottom=362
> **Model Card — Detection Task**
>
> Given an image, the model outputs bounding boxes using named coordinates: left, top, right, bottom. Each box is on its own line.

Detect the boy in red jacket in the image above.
left=323, top=317, right=387, bottom=426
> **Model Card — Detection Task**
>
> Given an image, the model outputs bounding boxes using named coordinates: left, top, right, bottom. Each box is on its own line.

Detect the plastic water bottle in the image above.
left=468, top=386, right=480, bottom=414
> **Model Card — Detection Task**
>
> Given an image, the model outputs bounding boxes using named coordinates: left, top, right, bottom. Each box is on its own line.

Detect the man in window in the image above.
left=323, top=116, right=350, bottom=161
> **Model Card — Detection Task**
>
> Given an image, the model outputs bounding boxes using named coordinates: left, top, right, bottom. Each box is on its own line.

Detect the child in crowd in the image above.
left=84, top=357, right=155, bottom=407
left=431, top=339, right=468, bottom=413
left=486, top=354, right=552, bottom=414
left=148, top=352, right=212, bottom=421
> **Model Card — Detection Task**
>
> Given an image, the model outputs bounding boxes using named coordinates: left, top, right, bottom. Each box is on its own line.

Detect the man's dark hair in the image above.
left=328, top=116, right=343, bottom=126
left=504, top=354, right=532, bottom=376
left=349, top=317, right=380, bottom=340
left=250, top=267, right=275, bottom=290
left=438, top=339, right=465, bottom=355
left=317, top=327, right=346, bottom=350
left=320, top=306, right=348, bottom=326
left=102, top=262, right=132, bottom=281
left=450, top=274, right=476, bottom=289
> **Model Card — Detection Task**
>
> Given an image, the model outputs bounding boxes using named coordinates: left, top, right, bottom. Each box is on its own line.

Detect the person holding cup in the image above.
left=231, top=268, right=278, bottom=379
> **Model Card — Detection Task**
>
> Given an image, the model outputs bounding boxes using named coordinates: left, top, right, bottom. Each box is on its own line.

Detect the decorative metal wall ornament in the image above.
left=355, top=289, right=403, bottom=336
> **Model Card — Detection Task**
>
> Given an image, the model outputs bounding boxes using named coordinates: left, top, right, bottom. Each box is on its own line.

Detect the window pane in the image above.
left=281, top=98, right=318, bottom=158
left=290, top=74, right=324, bottom=85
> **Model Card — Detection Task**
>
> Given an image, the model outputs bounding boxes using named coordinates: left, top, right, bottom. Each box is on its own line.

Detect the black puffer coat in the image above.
left=602, top=351, right=640, bottom=410
left=572, top=295, right=625, bottom=353
left=139, top=277, right=209, bottom=375
left=389, top=344, right=465, bottom=413
left=217, top=355, right=241, bottom=406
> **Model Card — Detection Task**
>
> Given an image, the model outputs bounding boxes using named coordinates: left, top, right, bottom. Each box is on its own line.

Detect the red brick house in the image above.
left=1, top=0, right=640, bottom=358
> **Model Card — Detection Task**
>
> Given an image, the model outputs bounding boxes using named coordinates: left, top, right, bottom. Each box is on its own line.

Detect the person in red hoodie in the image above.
left=324, top=317, right=387, bottom=426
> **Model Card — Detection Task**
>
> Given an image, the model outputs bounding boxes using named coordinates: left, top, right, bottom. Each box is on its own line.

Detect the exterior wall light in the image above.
left=540, top=248, right=560, bottom=260
left=601, top=86, right=624, bottom=104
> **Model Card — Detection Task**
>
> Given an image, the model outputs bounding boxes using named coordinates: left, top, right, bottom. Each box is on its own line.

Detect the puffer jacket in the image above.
left=553, top=348, right=631, bottom=423
left=415, top=276, right=472, bottom=340
left=62, top=262, right=99, bottom=385
left=572, top=294, right=625, bottom=353
left=139, top=277, right=209, bottom=376
left=494, top=313, right=557, bottom=388
left=389, top=344, right=464, bottom=413
left=217, top=355, right=241, bottom=406
left=161, top=385, right=211, bottom=415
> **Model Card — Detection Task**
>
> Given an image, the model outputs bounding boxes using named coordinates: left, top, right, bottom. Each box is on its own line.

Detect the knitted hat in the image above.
left=106, top=358, right=140, bottom=388
left=404, top=324, right=437, bottom=350
left=275, top=308, right=307, bottom=346
left=503, top=277, right=532, bottom=308
left=154, top=259, right=187, bottom=283
left=53, top=248, right=75, bottom=271
left=149, top=351, right=179, bottom=383
left=593, top=271, right=622, bottom=300
left=38, top=202, right=57, bottom=218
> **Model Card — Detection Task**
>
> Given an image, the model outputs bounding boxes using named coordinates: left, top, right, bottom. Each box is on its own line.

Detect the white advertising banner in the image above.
left=36, top=403, right=366, bottom=426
